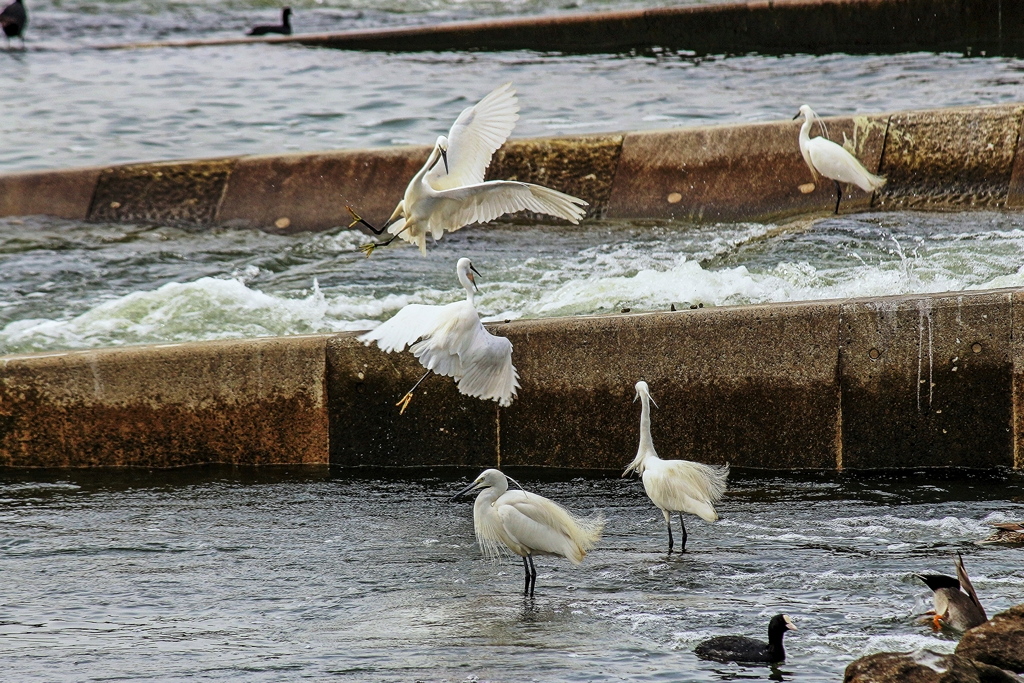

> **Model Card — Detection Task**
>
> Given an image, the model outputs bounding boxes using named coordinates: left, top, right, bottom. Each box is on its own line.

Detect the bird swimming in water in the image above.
left=695, top=614, right=798, bottom=664
left=451, top=468, right=604, bottom=596
left=794, top=104, right=886, bottom=214
left=349, top=82, right=587, bottom=256
left=247, top=7, right=291, bottom=36
left=359, top=257, right=519, bottom=414
left=915, top=552, right=987, bottom=632
left=623, top=381, right=729, bottom=552
left=978, top=522, right=1024, bottom=546
left=0, top=0, right=27, bottom=48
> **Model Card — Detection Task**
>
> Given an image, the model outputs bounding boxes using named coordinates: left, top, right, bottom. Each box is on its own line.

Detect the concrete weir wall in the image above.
left=99, top=0, right=1024, bottom=56
left=3, top=102, right=1024, bottom=229
left=2, top=288, right=1023, bottom=470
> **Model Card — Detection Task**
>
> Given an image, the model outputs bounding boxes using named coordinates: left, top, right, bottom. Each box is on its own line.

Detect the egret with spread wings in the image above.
left=452, top=468, right=604, bottom=596
left=358, top=257, right=519, bottom=414
left=349, top=83, right=587, bottom=256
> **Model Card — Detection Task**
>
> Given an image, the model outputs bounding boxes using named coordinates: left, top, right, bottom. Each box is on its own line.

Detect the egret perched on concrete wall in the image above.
left=452, top=468, right=604, bottom=596
left=795, top=104, right=886, bottom=214
left=623, top=381, right=729, bottom=553
left=359, top=257, right=519, bottom=413
left=349, top=82, right=587, bottom=256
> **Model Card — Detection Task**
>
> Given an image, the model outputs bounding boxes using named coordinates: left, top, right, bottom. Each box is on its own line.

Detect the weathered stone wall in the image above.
left=2, top=103, right=1023, bottom=230
left=2, top=288, right=1022, bottom=470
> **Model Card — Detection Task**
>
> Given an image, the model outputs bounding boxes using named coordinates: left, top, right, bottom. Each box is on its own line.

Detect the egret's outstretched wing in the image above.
left=456, top=328, right=520, bottom=406
left=359, top=303, right=448, bottom=353
left=426, top=181, right=588, bottom=239
left=427, top=82, right=519, bottom=191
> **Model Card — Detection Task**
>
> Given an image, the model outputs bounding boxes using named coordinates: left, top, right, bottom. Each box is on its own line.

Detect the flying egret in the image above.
left=451, top=468, right=605, bottom=596
left=348, top=82, right=588, bottom=256
left=623, top=381, right=729, bottom=553
left=695, top=614, right=798, bottom=664
left=915, top=552, right=987, bottom=631
left=358, top=257, right=519, bottom=414
left=795, top=104, right=886, bottom=215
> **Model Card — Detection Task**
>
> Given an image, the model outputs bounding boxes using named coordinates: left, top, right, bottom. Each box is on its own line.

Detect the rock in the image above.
left=843, top=650, right=1020, bottom=683
left=957, top=604, right=1024, bottom=674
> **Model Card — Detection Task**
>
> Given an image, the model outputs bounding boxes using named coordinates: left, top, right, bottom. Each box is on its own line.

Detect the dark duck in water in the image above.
left=248, top=7, right=291, bottom=36
left=695, top=614, right=797, bottom=664
left=0, top=0, right=27, bottom=48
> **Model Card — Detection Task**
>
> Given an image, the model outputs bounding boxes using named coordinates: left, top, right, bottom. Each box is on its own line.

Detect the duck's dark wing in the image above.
left=695, top=635, right=770, bottom=663
left=247, top=25, right=281, bottom=35
left=954, top=553, right=986, bottom=620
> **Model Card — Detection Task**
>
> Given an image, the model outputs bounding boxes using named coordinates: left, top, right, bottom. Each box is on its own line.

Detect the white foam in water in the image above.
left=3, top=212, right=1024, bottom=353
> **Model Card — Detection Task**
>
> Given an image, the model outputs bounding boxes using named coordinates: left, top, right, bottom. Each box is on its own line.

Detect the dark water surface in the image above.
left=1, top=467, right=1022, bottom=681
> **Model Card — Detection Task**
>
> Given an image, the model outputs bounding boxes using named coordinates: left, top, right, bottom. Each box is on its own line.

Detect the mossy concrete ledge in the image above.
left=0, top=335, right=330, bottom=467
left=1, top=103, right=1023, bottom=229
left=0, top=289, right=1020, bottom=470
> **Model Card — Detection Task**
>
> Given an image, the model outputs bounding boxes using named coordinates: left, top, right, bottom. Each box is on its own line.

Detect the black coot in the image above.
left=695, top=614, right=797, bottom=664
left=248, top=7, right=291, bottom=36
left=0, top=0, right=27, bottom=46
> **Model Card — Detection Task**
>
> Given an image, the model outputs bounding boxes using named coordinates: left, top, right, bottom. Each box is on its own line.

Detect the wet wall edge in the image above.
left=94, top=0, right=1024, bottom=57
left=0, top=287, right=1022, bottom=470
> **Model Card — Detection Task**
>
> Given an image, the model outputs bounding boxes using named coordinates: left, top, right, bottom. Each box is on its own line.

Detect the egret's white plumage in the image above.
left=359, top=257, right=519, bottom=410
left=797, top=104, right=886, bottom=213
left=361, top=83, right=588, bottom=255
left=454, top=468, right=604, bottom=595
left=623, top=380, right=728, bottom=552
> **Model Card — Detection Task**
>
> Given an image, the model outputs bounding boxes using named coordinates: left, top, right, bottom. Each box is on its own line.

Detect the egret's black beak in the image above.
left=450, top=480, right=480, bottom=501
left=441, top=149, right=449, bottom=175
left=793, top=112, right=801, bottom=120
left=469, top=264, right=481, bottom=292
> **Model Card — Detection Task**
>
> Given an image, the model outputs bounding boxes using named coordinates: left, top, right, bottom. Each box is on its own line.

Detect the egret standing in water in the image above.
left=359, top=257, right=519, bottom=413
left=623, top=381, right=729, bottom=553
left=349, top=82, right=587, bottom=256
left=795, top=104, right=886, bottom=214
left=452, top=469, right=604, bottom=596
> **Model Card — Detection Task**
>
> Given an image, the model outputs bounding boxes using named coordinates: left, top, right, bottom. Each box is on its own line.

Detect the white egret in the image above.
left=349, top=82, right=588, bottom=256
left=623, top=381, right=729, bottom=553
left=795, top=104, right=886, bottom=214
left=915, top=552, right=987, bottom=631
left=358, top=257, right=519, bottom=414
left=451, top=468, right=605, bottom=596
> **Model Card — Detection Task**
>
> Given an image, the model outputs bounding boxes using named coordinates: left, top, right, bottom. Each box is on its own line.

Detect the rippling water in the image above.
left=1, top=0, right=1024, bottom=171
left=0, top=468, right=1021, bottom=681
left=0, top=211, right=1022, bottom=354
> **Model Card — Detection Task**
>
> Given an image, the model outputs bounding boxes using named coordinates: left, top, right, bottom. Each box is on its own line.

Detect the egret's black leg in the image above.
left=358, top=220, right=413, bottom=257
left=346, top=206, right=386, bottom=235
left=833, top=180, right=843, bottom=215
left=526, top=554, right=537, bottom=596
left=522, top=556, right=531, bottom=595
left=678, top=514, right=688, bottom=552
left=395, top=370, right=431, bottom=415
left=666, top=514, right=674, bottom=554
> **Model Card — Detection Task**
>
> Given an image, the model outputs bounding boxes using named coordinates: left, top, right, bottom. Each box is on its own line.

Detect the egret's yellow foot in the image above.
left=932, top=613, right=944, bottom=630
left=396, top=392, right=414, bottom=415
left=345, top=205, right=363, bottom=229
left=359, top=242, right=377, bottom=257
